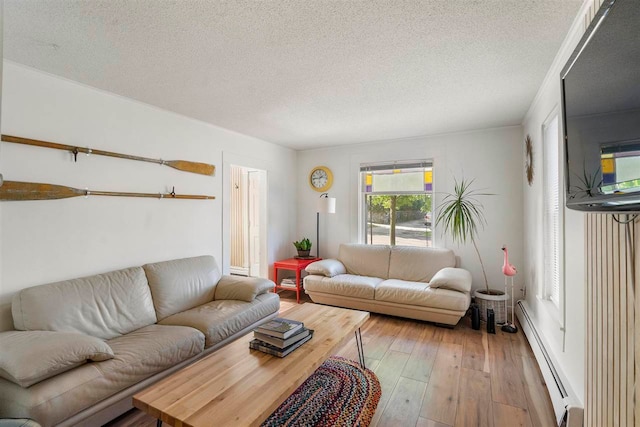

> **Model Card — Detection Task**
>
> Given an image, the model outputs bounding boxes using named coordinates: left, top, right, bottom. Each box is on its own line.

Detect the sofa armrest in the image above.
left=428, top=267, right=472, bottom=293
left=305, top=259, right=346, bottom=277
left=215, top=275, right=275, bottom=302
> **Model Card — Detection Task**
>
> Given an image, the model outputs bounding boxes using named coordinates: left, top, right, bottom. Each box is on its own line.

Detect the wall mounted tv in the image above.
left=561, top=0, right=640, bottom=212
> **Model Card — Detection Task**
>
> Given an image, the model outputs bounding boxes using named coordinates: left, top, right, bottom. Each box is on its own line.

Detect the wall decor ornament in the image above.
left=0, top=180, right=215, bottom=201
left=1, top=134, right=215, bottom=176
left=525, top=134, right=534, bottom=186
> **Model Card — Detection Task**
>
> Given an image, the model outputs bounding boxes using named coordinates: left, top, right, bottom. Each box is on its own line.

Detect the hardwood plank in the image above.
left=454, top=368, right=493, bottom=427
left=455, top=399, right=493, bottom=427
left=372, top=349, right=411, bottom=424
left=458, top=368, right=491, bottom=402
left=507, top=326, right=534, bottom=358
left=520, top=355, right=556, bottom=427
left=375, top=350, right=411, bottom=387
left=377, top=377, right=427, bottom=427
left=416, top=417, right=450, bottom=427
left=419, top=342, right=463, bottom=425
left=492, top=403, right=532, bottom=427
left=401, top=323, right=439, bottom=382
left=441, top=323, right=467, bottom=345
left=364, top=315, right=405, bottom=360
left=462, top=328, right=487, bottom=372
left=389, top=319, right=422, bottom=354
left=482, top=331, right=490, bottom=373
left=488, top=332, right=528, bottom=409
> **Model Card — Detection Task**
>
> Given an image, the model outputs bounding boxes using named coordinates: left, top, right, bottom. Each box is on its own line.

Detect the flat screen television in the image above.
left=561, top=0, right=640, bottom=212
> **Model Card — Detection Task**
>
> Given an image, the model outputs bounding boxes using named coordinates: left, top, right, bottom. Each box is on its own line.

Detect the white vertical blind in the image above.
left=543, top=115, right=561, bottom=307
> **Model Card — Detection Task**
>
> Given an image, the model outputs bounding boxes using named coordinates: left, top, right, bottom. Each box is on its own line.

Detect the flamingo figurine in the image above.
left=501, top=245, right=518, bottom=333
left=502, top=245, right=517, bottom=276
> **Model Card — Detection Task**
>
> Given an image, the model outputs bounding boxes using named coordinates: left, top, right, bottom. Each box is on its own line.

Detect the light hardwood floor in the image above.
left=106, top=292, right=556, bottom=427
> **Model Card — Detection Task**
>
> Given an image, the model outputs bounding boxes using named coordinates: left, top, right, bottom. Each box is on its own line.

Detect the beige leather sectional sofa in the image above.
left=303, top=244, right=472, bottom=325
left=0, top=255, right=279, bottom=427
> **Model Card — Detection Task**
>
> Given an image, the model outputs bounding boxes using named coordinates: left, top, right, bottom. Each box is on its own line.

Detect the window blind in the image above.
left=543, top=115, right=561, bottom=307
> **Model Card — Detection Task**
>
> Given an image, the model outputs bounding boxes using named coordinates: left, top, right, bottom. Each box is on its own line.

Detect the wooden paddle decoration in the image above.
left=0, top=180, right=215, bottom=201
left=1, top=135, right=215, bottom=176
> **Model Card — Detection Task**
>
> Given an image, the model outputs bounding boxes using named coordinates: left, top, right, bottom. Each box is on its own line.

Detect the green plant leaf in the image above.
left=436, top=177, right=492, bottom=291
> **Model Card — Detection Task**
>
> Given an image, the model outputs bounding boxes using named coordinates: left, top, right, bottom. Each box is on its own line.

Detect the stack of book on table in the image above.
left=250, top=317, right=314, bottom=357
left=279, top=277, right=300, bottom=288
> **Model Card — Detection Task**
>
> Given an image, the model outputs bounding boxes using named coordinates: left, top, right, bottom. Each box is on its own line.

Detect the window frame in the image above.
left=359, top=160, right=434, bottom=247
left=541, top=111, right=564, bottom=312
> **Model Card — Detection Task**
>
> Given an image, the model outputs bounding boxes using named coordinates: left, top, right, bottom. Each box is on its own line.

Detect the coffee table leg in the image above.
left=355, top=328, right=365, bottom=369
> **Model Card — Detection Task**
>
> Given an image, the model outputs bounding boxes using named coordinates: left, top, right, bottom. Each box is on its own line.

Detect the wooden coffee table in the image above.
left=133, top=303, right=369, bottom=427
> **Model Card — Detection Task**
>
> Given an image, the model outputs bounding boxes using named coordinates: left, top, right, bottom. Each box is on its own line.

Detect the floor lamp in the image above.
left=316, top=193, right=336, bottom=258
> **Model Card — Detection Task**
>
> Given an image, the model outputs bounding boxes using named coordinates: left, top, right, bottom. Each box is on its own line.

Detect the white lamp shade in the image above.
left=317, top=197, right=336, bottom=214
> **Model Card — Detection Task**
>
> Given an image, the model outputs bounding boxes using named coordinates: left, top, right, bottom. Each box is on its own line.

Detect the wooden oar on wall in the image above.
left=0, top=180, right=215, bottom=201
left=1, top=135, right=215, bottom=177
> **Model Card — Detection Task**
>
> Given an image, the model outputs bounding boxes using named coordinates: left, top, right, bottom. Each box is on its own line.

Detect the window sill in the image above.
left=536, top=294, right=564, bottom=329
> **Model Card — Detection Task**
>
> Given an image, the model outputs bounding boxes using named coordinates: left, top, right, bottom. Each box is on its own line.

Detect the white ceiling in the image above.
left=4, top=0, right=583, bottom=150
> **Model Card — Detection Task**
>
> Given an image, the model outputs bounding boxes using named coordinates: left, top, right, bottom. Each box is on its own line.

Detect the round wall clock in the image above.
left=525, top=134, right=534, bottom=186
left=309, top=166, right=333, bottom=192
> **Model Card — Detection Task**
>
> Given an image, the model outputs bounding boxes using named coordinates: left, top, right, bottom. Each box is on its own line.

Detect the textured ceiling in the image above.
left=4, top=0, right=583, bottom=150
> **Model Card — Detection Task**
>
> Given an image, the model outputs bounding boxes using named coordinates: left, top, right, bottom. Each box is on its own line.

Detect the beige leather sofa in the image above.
left=0, top=255, right=279, bottom=427
left=303, top=244, right=472, bottom=325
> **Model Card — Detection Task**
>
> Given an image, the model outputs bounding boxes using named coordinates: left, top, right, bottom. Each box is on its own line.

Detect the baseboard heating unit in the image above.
left=516, top=301, right=584, bottom=427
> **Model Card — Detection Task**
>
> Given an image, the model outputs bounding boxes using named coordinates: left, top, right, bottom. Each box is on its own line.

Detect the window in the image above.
left=543, top=115, right=562, bottom=307
left=360, top=161, right=433, bottom=247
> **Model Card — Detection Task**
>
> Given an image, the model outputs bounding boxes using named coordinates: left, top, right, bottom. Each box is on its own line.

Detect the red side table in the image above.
left=273, top=257, right=321, bottom=303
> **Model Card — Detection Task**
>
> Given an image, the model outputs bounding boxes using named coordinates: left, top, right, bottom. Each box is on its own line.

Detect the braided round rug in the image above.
left=261, top=356, right=381, bottom=427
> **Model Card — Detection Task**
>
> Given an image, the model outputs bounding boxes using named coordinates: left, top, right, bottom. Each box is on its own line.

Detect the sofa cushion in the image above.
left=214, top=275, right=274, bottom=302
left=0, top=360, right=104, bottom=426
left=143, top=255, right=221, bottom=321
left=375, top=279, right=471, bottom=312
left=305, top=259, right=347, bottom=277
left=388, top=246, right=456, bottom=283
left=0, top=324, right=204, bottom=427
left=158, top=292, right=280, bottom=347
left=338, top=244, right=390, bottom=279
left=99, top=324, right=205, bottom=387
left=303, top=274, right=383, bottom=300
left=429, top=267, right=472, bottom=293
left=11, top=267, right=157, bottom=340
left=0, top=331, right=113, bottom=388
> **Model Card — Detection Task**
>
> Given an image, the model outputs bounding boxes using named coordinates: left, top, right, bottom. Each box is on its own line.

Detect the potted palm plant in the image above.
left=436, top=178, right=507, bottom=322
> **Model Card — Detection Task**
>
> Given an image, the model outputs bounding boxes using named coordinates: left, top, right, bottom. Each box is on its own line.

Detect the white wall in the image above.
left=521, top=1, right=592, bottom=404
left=0, top=62, right=297, bottom=304
left=296, top=126, right=524, bottom=296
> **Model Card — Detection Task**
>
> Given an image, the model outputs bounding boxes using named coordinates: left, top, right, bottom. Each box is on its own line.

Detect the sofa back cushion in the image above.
left=143, top=255, right=221, bottom=321
left=338, top=244, right=391, bottom=279
left=12, top=267, right=156, bottom=340
left=388, top=246, right=456, bottom=283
